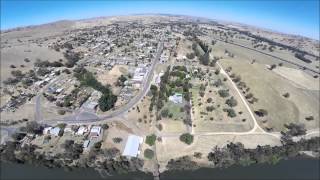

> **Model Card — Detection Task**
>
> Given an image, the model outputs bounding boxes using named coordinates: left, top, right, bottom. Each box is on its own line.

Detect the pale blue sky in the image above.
left=1, top=0, right=319, bottom=39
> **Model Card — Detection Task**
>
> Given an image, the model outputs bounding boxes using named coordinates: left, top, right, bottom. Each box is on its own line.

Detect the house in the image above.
left=122, top=134, right=143, bottom=157
left=64, top=127, right=73, bottom=134
left=89, top=126, right=101, bottom=137
left=155, top=71, right=164, bottom=85
left=43, top=127, right=52, bottom=135
left=169, top=93, right=183, bottom=104
left=132, top=66, right=148, bottom=83
left=76, top=126, right=87, bottom=135
left=50, top=127, right=61, bottom=136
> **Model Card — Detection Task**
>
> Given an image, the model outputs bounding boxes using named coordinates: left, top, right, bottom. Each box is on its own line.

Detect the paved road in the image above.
left=34, top=75, right=65, bottom=123
left=212, top=37, right=320, bottom=75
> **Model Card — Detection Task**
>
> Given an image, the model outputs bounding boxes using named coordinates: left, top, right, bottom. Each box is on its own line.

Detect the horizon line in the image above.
left=1, top=13, right=319, bottom=41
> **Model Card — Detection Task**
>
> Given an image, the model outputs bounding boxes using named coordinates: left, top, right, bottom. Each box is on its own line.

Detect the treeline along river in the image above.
left=1, top=157, right=319, bottom=180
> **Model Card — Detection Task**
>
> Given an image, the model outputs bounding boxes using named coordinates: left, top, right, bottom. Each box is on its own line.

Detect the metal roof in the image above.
left=122, top=134, right=143, bottom=157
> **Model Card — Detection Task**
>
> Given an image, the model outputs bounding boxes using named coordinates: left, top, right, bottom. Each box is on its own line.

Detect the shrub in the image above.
left=179, top=133, right=194, bottom=145
left=254, top=109, right=268, bottom=117
left=218, top=89, right=229, bottom=98
left=283, top=92, right=290, bottom=98
left=144, top=149, right=154, bottom=159
left=305, top=116, right=314, bottom=121
left=206, top=106, right=215, bottom=112
left=57, top=123, right=67, bottom=129
left=112, top=137, right=123, bottom=143
left=146, top=134, right=157, bottom=146
left=156, top=124, right=163, bottom=131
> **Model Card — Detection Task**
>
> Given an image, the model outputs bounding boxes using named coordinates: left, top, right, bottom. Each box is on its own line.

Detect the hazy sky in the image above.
left=1, top=0, right=319, bottom=39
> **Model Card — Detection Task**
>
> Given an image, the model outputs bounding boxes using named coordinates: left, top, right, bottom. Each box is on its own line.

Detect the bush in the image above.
left=254, top=109, right=268, bottom=117
left=305, top=116, right=314, bottom=121
left=206, top=106, right=215, bottom=112
left=179, top=133, right=194, bottom=145
left=57, top=109, right=66, bottom=115
left=218, top=89, right=229, bottom=98
left=283, top=92, right=290, bottom=98
left=145, top=134, right=157, bottom=146
left=144, top=149, right=154, bottom=159
left=102, top=124, right=109, bottom=129
left=113, top=137, right=123, bottom=143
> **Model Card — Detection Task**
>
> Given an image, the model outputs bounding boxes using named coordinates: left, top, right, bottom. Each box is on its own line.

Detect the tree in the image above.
left=200, top=51, right=210, bottom=65
left=144, top=149, right=154, bottom=159
left=99, top=94, right=117, bottom=112
left=186, top=53, right=195, bottom=59
left=161, top=108, right=169, bottom=118
left=224, top=108, right=237, bottom=118
left=284, top=123, right=306, bottom=136
left=225, top=97, right=238, bottom=107
left=145, top=134, right=157, bottom=146
left=194, top=152, right=202, bottom=159
left=102, top=148, right=120, bottom=159
left=218, top=89, right=229, bottom=98
left=116, top=75, right=127, bottom=87
left=206, top=106, right=215, bottom=112
left=166, top=156, right=198, bottom=170
left=25, top=121, right=43, bottom=134
left=179, top=133, right=194, bottom=145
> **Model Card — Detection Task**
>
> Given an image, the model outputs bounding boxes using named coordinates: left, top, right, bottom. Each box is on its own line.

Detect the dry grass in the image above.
left=220, top=58, right=319, bottom=131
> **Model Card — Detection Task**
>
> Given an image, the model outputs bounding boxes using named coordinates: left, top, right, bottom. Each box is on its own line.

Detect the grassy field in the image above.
left=189, top=70, right=253, bottom=133
left=156, top=134, right=281, bottom=172
left=219, top=58, right=319, bottom=131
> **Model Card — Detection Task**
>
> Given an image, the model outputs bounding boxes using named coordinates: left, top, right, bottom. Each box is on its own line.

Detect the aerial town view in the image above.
left=0, top=1, right=319, bottom=180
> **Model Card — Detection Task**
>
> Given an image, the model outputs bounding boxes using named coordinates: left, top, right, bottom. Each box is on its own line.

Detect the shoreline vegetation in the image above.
left=1, top=122, right=319, bottom=177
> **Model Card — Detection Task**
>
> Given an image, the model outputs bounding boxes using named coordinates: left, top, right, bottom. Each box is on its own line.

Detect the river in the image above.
left=1, top=157, right=319, bottom=180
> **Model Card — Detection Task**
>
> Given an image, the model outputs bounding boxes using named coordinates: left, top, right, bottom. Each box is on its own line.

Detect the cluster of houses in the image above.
left=41, top=124, right=144, bottom=158
left=43, top=125, right=103, bottom=150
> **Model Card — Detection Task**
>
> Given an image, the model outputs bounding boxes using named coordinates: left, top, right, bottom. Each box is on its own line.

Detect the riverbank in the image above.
left=1, top=156, right=319, bottom=180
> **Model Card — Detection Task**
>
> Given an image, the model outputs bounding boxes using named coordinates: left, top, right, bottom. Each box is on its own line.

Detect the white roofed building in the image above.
left=122, top=135, right=143, bottom=157
left=50, top=127, right=61, bottom=137
left=169, top=93, right=183, bottom=104
left=43, top=127, right=52, bottom=135
left=89, top=126, right=101, bottom=137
